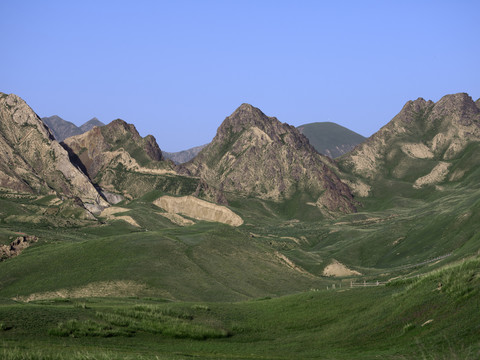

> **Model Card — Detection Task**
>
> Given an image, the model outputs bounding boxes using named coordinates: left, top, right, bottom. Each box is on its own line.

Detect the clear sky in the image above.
left=1, top=1, right=479, bottom=151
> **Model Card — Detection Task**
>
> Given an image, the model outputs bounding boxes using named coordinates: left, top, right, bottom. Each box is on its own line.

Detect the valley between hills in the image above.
left=0, top=91, right=479, bottom=359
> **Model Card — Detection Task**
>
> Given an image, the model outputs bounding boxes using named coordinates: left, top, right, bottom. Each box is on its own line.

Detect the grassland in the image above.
left=0, top=256, right=479, bottom=359
left=0, top=149, right=479, bottom=358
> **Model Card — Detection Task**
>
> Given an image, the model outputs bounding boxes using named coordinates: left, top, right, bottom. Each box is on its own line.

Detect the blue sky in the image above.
left=1, top=1, right=479, bottom=151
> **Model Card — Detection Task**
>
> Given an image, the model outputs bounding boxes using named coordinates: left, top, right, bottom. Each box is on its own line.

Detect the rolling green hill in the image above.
left=297, top=121, right=366, bottom=158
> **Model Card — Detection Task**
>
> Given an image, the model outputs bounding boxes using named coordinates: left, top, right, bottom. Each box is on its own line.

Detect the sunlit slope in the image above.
left=0, top=220, right=329, bottom=302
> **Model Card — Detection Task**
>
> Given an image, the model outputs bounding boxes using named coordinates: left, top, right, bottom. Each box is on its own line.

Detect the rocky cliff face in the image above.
left=180, top=104, right=356, bottom=213
left=62, top=119, right=186, bottom=198
left=340, top=93, right=480, bottom=195
left=0, top=93, right=108, bottom=212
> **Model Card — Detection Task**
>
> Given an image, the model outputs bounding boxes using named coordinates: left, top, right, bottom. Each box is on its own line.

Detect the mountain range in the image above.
left=0, top=90, right=479, bottom=359
left=162, top=122, right=365, bottom=164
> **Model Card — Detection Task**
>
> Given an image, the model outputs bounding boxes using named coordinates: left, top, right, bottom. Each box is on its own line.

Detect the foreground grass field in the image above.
left=1, top=256, right=479, bottom=359
left=0, top=155, right=479, bottom=359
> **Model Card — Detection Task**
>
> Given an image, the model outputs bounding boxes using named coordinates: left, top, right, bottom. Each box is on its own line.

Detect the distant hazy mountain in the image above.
left=79, top=117, right=105, bottom=133
left=41, top=115, right=105, bottom=141
left=42, top=115, right=83, bottom=141
left=297, top=122, right=366, bottom=158
left=163, top=144, right=207, bottom=164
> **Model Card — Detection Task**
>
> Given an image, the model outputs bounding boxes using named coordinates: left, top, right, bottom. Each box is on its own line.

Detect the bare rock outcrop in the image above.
left=0, top=235, right=38, bottom=261
left=0, top=93, right=108, bottom=211
left=323, top=259, right=362, bottom=277
left=154, top=195, right=243, bottom=226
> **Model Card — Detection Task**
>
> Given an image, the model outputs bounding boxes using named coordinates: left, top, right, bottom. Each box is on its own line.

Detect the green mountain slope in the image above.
left=297, top=121, right=366, bottom=158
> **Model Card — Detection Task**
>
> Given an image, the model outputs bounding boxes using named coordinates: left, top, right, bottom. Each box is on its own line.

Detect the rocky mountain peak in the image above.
left=63, top=118, right=170, bottom=197
left=104, top=119, right=142, bottom=140
left=394, top=97, right=435, bottom=124
left=218, top=103, right=272, bottom=134
left=430, top=93, right=480, bottom=126
left=103, top=119, right=163, bottom=162
left=215, top=103, right=312, bottom=152
left=180, top=104, right=356, bottom=214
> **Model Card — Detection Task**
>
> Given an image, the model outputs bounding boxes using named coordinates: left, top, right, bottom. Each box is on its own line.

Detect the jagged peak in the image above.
left=104, top=119, right=141, bottom=138
left=102, top=119, right=163, bottom=161
left=109, top=118, right=130, bottom=127
left=431, top=93, right=479, bottom=126
left=433, top=92, right=477, bottom=111
left=237, top=102, right=256, bottom=110
left=216, top=103, right=283, bottom=138
left=229, top=103, right=268, bottom=123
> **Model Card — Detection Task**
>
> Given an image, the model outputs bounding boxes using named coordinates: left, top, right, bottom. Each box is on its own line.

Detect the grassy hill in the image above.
left=297, top=121, right=366, bottom=158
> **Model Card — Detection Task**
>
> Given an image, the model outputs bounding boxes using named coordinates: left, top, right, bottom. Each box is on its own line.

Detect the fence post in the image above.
left=363, top=280, right=366, bottom=287
left=350, top=281, right=353, bottom=288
